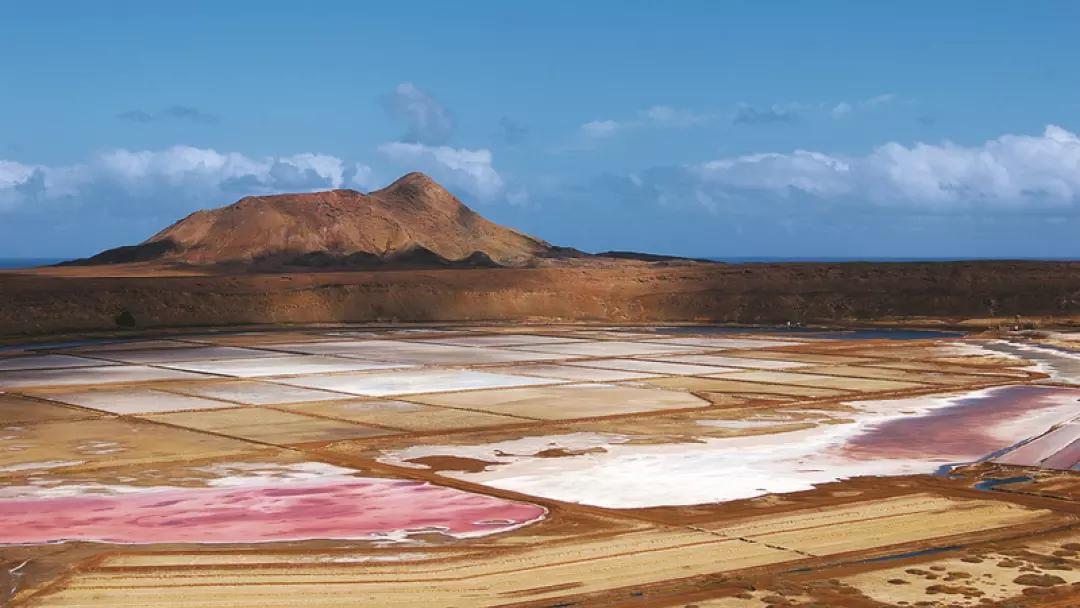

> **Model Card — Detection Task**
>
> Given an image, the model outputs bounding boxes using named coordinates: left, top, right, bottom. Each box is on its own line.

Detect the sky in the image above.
left=2, top=1, right=1080, bottom=259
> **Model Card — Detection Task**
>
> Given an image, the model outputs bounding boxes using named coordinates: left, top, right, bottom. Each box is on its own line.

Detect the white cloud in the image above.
left=831, top=93, right=898, bottom=119
left=92, top=146, right=346, bottom=193
left=0, top=144, right=519, bottom=255
left=383, top=82, right=454, bottom=145
left=641, top=106, right=712, bottom=127
left=696, top=151, right=852, bottom=197
left=690, top=125, right=1080, bottom=210
left=278, top=153, right=346, bottom=189
left=0, top=160, right=39, bottom=211
left=0, top=160, right=35, bottom=187
left=578, top=107, right=713, bottom=141
left=580, top=120, right=620, bottom=139
left=349, top=163, right=376, bottom=189
left=861, top=125, right=1080, bottom=208
left=831, top=102, right=852, bottom=119
left=5, top=124, right=1077, bottom=230
left=377, top=142, right=504, bottom=201
left=0, top=142, right=513, bottom=219
left=0, top=146, right=349, bottom=214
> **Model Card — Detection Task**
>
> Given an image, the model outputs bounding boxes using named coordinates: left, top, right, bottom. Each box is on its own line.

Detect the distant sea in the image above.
left=0, top=256, right=1075, bottom=269
left=707, top=256, right=1079, bottom=263
left=0, top=258, right=68, bottom=269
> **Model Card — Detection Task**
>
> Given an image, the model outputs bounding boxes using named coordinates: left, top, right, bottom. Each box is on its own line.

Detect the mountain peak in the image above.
left=376, top=171, right=450, bottom=198
left=393, top=171, right=437, bottom=186
left=78, top=173, right=553, bottom=268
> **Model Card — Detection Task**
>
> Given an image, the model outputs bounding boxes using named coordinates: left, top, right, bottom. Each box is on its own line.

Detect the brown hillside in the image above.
left=80, top=173, right=553, bottom=267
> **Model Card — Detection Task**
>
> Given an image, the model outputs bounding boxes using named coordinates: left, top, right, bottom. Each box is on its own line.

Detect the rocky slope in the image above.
left=73, top=173, right=555, bottom=268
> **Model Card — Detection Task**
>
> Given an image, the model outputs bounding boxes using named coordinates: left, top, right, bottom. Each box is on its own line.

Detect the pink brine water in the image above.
left=0, top=477, right=546, bottom=545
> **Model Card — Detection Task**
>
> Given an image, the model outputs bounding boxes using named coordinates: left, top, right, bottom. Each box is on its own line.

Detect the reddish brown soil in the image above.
left=1, top=260, right=1079, bottom=338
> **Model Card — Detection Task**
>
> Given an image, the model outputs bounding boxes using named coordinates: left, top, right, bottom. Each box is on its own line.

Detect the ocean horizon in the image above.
left=705, top=256, right=1080, bottom=263
left=0, top=258, right=69, bottom=269
left=1, top=256, right=1077, bottom=270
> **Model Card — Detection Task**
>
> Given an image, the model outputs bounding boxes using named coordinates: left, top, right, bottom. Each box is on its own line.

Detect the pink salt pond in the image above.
left=842, top=385, right=1080, bottom=463
left=0, top=477, right=546, bottom=545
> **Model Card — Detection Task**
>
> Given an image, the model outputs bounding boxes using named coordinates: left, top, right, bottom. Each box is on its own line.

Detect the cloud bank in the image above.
left=0, top=147, right=358, bottom=215
left=686, top=125, right=1080, bottom=211
left=0, top=140, right=510, bottom=218
left=2, top=126, right=1078, bottom=257
left=4, top=126, right=1078, bottom=217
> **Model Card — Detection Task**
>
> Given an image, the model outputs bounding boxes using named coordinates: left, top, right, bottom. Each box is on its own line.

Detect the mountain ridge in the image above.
left=72, top=172, right=560, bottom=268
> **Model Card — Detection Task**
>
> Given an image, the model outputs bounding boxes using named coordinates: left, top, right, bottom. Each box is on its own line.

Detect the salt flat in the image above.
left=799, top=363, right=992, bottom=385
left=645, top=353, right=815, bottom=370
left=277, top=369, right=560, bottom=396
left=39, top=387, right=234, bottom=414
left=381, top=385, right=1080, bottom=508
left=713, top=369, right=927, bottom=392
left=411, top=383, right=709, bottom=419
left=416, top=334, right=589, bottom=348
left=160, top=355, right=410, bottom=378
left=82, top=345, right=290, bottom=364
left=0, top=394, right=99, bottom=424
left=994, top=420, right=1080, bottom=468
left=59, top=339, right=196, bottom=352
left=281, top=400, right=528, bottom=431
left=643, top=337, right=806, bottom=349
left=505, top=340, right=705, bottom=357
left=483, top=363, right=661, bottom=382
left=640, top=375, right=852, bottom=398
left=0, top=354, right=117, bottom=372
left=272, top=339, right=569, bottom=365
left=3, top=325, right=1077, bottom=608
left=0, top=418, right=257, bottom=475
left=725, top=351, right=873, bottom=364
left=564, top=357, right=736, bottom=376
left=0, top=365, right=212, bottom=389
left=143, top=408, right=394, bottom=444
left=168, top=380, right=353, bottom=405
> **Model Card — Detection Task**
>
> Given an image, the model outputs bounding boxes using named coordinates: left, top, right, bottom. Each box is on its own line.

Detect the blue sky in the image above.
left=2, top=1, right=1080, bottom=258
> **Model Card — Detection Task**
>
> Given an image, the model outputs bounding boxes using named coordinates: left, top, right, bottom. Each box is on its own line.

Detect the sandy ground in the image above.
left=3, top=260, right=1080, bottom=338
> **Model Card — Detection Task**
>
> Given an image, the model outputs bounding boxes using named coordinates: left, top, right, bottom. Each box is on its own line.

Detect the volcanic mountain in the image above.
left=76, top=173, right=560, bottom=268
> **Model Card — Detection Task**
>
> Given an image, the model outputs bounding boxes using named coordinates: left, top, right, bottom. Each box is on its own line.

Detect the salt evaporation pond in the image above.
left=656, top=326, right=965, bottom=340
left=382, top=386, right=1080, bottom=508
left=980, top=340, right=1080, bottom=385
left=0, top=462, right=545, bottom=545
